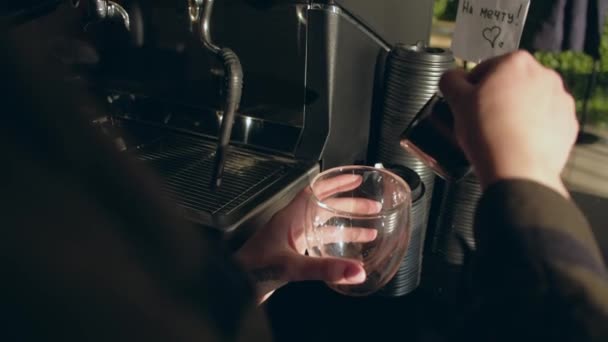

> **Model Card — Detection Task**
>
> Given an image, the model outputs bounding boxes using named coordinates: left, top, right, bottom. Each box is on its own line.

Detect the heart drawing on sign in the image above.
left=482, top=26, right=502, bottom=48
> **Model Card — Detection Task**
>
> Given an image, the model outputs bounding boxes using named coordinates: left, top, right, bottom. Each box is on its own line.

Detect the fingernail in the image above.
left=343, top=265, right=366, bottom=283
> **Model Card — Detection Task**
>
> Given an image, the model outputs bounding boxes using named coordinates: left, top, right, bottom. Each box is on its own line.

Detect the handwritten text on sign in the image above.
left=451, top=0, right=530, bottom=63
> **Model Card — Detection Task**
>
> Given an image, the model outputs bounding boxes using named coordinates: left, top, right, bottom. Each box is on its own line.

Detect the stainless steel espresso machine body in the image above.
left=3, top=0, right=434, bottom=234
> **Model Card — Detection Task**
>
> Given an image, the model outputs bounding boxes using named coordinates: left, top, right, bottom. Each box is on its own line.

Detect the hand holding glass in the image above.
left=304, top=166, right=412, bottom=296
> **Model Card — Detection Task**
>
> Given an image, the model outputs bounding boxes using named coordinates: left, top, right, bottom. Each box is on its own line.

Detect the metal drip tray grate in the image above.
left=125, top=129, right=315, bottom=231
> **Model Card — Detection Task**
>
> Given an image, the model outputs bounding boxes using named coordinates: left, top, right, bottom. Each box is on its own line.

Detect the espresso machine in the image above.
left=3, top=1, right=436, bottom=339
left=2, top=0, right=434, bottom=236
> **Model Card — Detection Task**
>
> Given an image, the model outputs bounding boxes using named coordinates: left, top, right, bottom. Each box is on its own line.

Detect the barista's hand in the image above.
left=235, top=174, right=378, bottom=304
left=439, top=51, right=578, bottom=198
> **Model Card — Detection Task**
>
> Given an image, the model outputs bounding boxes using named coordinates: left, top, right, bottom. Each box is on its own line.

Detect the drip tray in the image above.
left=120, top=124, right=317, bottom=232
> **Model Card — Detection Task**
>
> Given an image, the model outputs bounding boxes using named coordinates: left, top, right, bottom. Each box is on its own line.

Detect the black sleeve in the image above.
left=468, top=180, right=608, bottom=341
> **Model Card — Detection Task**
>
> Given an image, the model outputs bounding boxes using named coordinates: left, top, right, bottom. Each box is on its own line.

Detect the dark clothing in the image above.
left=1, top=13, right=608, bottom=342
left=522, top=0, right=608, bottom=59
left=469, top=180, right=608, bottom=341
left=0, top=30, right=269, bottom=342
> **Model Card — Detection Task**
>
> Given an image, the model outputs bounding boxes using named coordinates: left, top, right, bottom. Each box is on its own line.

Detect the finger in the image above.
left=288, top=254, right=366, bottom=284
left=289, top=177, right=374, bottom=244
left=439, top=68, right=475, bottom=112
left=440, top=53, right=518, bottom=104
left=312, top=174, right=363, bottom=200
left=291, top=174, right=364, bottom=207
left=466, top=56, right=504, bottom=84
left=311, top=226, right=378, bottom=245
left=322, top=197, right=382, bottom=215
left=294, top=198, right=380, bottom=253
left=312, top=198, right=382, bottom=226
left=468, top=50, right=537, bottom=84
left=467, top=51, right=519, bottom=83
left=274, top=174, right=364, bottom=232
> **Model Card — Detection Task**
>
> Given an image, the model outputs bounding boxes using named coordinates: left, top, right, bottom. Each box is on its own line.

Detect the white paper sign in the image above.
left=451, top=0, right=530, bottom=63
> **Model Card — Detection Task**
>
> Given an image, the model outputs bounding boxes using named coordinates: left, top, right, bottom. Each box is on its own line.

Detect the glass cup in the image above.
left=304, top=166, right=412, bottom=296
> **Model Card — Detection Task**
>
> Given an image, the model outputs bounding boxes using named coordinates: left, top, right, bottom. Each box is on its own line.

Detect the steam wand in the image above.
left=188, top=0, right=243, bottom=190
left=78, top=0, right=130, bottom=30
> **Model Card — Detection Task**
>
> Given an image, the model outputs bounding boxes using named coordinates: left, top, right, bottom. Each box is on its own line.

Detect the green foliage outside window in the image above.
left=434, top=0, right=459, bottom=21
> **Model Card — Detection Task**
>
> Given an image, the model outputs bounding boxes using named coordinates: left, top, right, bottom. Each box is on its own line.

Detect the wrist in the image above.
left=480, top=167, right=569, bottom=199
left=234, top=246, right=286, bottom=305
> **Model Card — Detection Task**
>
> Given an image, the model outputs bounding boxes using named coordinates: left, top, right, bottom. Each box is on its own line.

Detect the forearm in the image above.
left=469, top=180, right=608, bottom=341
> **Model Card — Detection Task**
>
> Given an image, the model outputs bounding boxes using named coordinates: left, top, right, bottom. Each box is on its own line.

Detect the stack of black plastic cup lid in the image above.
left=432, top=173, right=482, bottom=265
left=377, top=42, right=455, bottom=211
left=376, top=165, right=428, bottom=297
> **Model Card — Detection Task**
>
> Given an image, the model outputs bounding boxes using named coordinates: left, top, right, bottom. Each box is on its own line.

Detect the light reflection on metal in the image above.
left=88, top=0, right=130, bottom=30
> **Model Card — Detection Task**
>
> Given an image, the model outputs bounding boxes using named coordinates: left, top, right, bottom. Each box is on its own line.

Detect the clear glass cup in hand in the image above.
left=304, top=166, right=412, bottom=296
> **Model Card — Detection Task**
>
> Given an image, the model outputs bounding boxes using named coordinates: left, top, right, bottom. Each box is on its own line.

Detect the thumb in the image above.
left=439, top=68, right=474, bottom=115
left=287, top=254, right=366, bottom=284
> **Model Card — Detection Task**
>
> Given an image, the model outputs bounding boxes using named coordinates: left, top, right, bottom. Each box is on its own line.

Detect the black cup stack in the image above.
left=377, top=42, right=455, bottom=212
left=431, top=173, right=482, bottom=265
left=376, top=165, right=427, bottom=297
left=374, top=43, right=454, bottom=295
